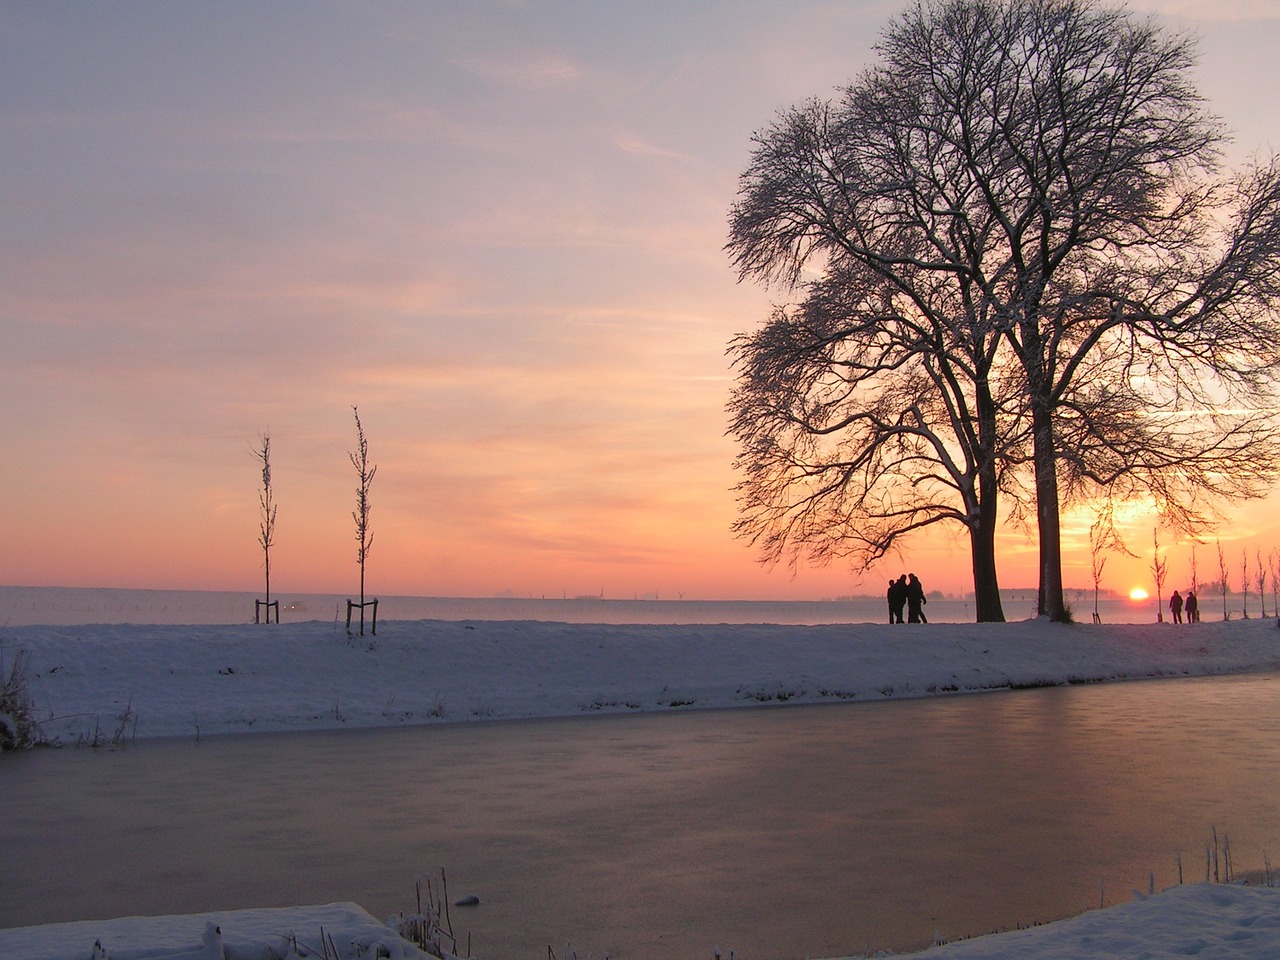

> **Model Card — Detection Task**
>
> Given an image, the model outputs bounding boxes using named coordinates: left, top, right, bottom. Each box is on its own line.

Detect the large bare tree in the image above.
left=728, top=227, right=1027, bottom=621
left=728, top=0, right=1280, bottom=621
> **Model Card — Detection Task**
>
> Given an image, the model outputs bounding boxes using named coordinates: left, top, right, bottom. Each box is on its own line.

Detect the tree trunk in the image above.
left=970, top=518, right=1005, bottom=622
left=970, top=379, right=1006, bottom=623
left=1032, top=403, right=1068, bottom=621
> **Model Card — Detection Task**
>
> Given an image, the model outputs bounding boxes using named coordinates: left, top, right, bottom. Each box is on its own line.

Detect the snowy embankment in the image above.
left=908, top=883, right=1280, bottom=959
left=5, top=615, right=1280, bottom=960
left=3, top=883, right=1280, bottom=960
left=9, top=616, right=1280, bottom=743
left=0, top=903, right=437, bottom=960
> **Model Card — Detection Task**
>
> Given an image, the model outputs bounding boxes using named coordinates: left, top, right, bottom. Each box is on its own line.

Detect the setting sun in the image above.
left=1129, top=587, right=1150, bottom=601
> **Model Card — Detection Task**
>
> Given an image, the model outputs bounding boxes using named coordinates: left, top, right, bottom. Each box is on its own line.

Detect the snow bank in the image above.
left=912, top=882, right=1280, bottom=959
left=3, top=884, right=1278, bottom=960
left=0, top=902, right=434, bottom=960
left=8, top=616, right=1280, bottom=743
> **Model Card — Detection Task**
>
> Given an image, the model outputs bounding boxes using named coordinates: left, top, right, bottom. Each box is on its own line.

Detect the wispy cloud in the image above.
left=611, top=133, right=693, bottom=162
left=455, top=52, right=583, bottom=89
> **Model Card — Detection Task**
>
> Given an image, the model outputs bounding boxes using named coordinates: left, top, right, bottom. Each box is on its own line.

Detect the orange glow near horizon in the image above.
left=1129, top=587, right=1150, bottom=601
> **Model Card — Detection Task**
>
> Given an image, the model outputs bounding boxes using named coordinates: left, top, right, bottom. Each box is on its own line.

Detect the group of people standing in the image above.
left=1168, top=589, right=1200, bottom=623
left=885, top=578, right=1203, bottom=624
left=887, top=573, right=928, bottom=624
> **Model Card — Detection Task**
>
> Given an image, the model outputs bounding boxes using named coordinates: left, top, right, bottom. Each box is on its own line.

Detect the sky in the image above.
left=2, top=1, right=1279, bottom=603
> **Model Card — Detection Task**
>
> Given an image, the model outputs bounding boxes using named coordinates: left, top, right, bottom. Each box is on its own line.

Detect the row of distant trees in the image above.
left=1146, top=536, right=1280, bottom=624
left=254, top=406, right=378, bottom=634
left=726, top=0, right=1280, bottom=622
left=1090, top=519, right=1280, bottom=623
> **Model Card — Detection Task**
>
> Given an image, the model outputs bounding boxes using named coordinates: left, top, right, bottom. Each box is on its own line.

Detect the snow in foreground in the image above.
left=0, top=902, right=436, bottom=960
left=1, top=874, right=1278, bottom=960
left=0, top=885, right=1274, bottom=960
left=5, top=615, right=1280, bottom=960
left=914, top=882, right=1280, bottom=959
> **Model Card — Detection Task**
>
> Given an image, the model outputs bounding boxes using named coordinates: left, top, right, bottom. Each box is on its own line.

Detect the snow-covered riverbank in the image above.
left=6, top=882, right=1280, bottom=960
left=8, top=616, right=1280, bottom=744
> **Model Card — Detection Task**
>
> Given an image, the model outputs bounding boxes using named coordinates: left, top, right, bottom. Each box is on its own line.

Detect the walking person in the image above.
left=1185, top=590, right=1199, bottom=623
left=1169, top=590, right=1183, bottom=624
left=889, top=575, right=908, bottom=624
left=906, top=573, right=928, bottom=623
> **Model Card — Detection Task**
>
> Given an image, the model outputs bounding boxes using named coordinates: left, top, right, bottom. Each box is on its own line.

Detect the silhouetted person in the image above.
left=1169, top=590, right=1183, bottom=624
left=889, top=575, right=908, bottom=624
left=1185, top=590, right=1199, bottom=623
left=906, top=573, right=928, bottom=623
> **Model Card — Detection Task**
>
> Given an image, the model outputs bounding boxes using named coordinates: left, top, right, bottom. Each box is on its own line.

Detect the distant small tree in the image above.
left=1271, top=548, right=1279, bottom=619
left=1089, top=507, right=1130, bottom=624
left=1089, top=522, right=1107, bottom=625
left=1217, top=540, right=1230, bottom=621
left=1256, top=548, right=1268, bottom=619
left=254, top=434, right=278, bottom=624
left=1241, top=551, right=1250, bottom=619
left=1151, top=529, right=1168, bottom=623
left=348, top=406, right=377, bottom=636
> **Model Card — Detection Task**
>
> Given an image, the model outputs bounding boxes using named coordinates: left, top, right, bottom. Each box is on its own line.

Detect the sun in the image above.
left=1129, top=587, right=1149, bottom=601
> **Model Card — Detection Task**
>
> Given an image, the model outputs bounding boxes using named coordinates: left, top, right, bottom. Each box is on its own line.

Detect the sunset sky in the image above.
left=3, top=1, right=1279, bottom=602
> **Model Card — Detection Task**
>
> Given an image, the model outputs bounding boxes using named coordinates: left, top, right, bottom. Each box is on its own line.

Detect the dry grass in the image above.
left=1, top=641, right=45, bottom=750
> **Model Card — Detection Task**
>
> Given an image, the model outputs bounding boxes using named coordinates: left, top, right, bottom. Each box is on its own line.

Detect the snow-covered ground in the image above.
left=9, top=616, right=1280, bottom=742
left=2, top=883, right=1279, bottom=960
left=0, top=903, right=438, bottom=960
left=4, top=614, right=1280, bottom=959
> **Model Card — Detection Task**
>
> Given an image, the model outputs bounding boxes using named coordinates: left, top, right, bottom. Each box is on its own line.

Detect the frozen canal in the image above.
left=4, top=672, right=1280, bottom=959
